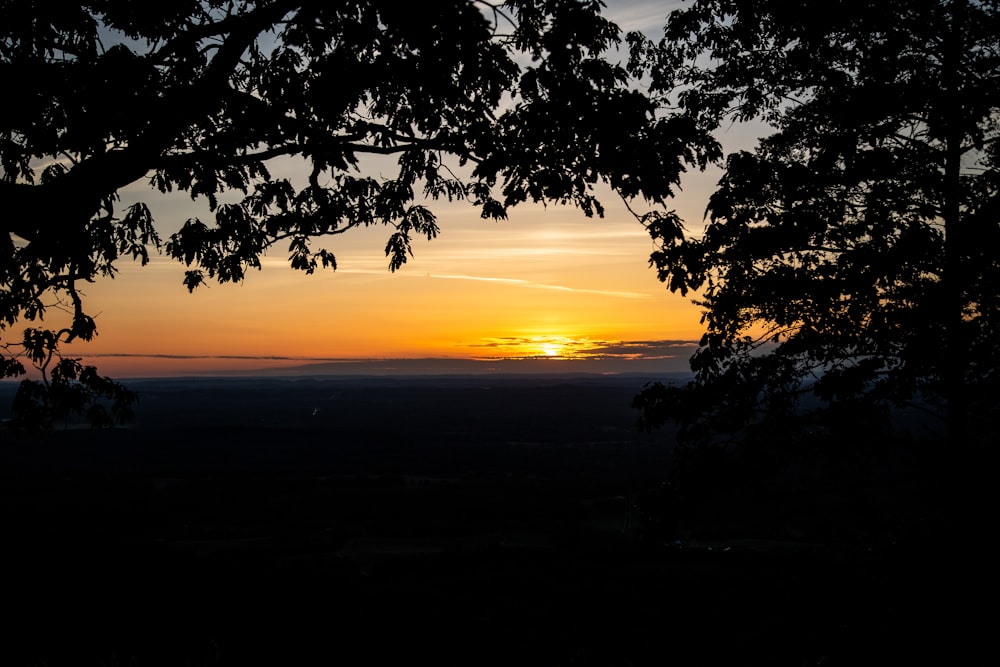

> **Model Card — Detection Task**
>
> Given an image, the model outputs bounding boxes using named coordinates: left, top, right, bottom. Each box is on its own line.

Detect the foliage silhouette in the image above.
left=631, top=0, right=1000, bottom=452
left=0, top=0, right=705, bottom=430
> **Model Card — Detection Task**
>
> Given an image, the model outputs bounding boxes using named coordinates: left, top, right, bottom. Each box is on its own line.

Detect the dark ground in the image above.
left=0, top=376, right=989, bottom=665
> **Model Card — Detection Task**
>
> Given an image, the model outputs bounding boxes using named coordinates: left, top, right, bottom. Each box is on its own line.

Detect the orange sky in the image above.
left=64, top=176, right=713, bottom=376
left=43, top=1, right=761, bottom=379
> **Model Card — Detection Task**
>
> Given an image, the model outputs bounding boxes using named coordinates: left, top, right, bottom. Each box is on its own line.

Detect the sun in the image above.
left=540, top=342, right=562, bottom=357
left=466, top=334, right=586, bottom=360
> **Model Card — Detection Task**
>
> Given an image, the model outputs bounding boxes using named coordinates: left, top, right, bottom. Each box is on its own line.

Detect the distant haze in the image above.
left=54, top=341, right=699, bottom=379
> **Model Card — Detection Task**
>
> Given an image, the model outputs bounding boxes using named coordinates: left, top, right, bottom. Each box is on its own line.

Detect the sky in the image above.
left=58, top=1, right=748, bottom=378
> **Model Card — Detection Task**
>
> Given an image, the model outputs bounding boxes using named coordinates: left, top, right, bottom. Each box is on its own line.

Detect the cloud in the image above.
left=429, top=273, right=650, bottom=299
left=603, top=0, right=681, bottom=34
left=468, top=337, right=698, bottom=360
left=579, top=340, right=700, bottom=357
left=77, top=353, right=365, bottom=362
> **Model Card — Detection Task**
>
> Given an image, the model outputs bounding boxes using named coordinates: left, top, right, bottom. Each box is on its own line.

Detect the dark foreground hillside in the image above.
left=0, top=376, right=987, bottom=666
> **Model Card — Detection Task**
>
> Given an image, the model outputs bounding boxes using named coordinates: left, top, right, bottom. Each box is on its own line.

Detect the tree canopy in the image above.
left=632, top=0, right=1000, bottom=454
left=1, top=0, right=707, bottom=430
left=9, top=0, right=994, bottom=451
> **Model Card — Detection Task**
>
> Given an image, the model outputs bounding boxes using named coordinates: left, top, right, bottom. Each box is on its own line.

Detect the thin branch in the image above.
left=473, top=0, right=518, bottom=37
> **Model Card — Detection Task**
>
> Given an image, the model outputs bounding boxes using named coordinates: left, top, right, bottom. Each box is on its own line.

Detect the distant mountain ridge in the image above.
left=231, top=355, right=695, bottom=378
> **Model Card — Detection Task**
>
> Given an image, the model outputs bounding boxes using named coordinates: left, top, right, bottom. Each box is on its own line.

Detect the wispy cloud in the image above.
left=77, top=353, right=367, bottom=362
left=79, top=340, right=700, bottom=363
left=322, top=269, right=647, bottom=300
left=429, top=273, right=650, bottom=299
left=603, top=0, right=682, bottom=34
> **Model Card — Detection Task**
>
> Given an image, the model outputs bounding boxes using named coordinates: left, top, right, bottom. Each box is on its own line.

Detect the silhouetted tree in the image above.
left=1, top=0, right=701, bottom=429
left=632, top=0, right=1000, bottom=452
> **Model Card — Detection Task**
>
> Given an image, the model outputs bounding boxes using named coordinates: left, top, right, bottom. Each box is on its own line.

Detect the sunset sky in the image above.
left=59, top=1, right=754, bottom=378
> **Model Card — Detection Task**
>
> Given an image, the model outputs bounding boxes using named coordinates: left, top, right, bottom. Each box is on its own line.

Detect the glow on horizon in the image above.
left=48, top=177, right=711, bottom=378
left=56, top=334, right=703, bottom=379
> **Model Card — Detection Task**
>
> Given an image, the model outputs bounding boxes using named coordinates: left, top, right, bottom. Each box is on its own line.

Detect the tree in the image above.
left=1, top=0, right=698, bottom=430
left=631, top=0, right=1000, bottom=455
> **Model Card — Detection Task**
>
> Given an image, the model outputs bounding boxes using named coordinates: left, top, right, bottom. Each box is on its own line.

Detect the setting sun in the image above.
left=541, top=342, right=562, bottom=357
